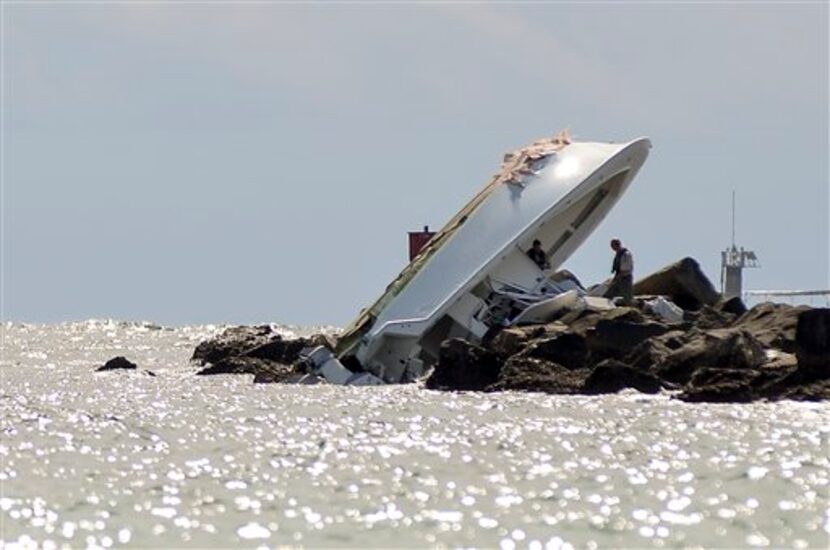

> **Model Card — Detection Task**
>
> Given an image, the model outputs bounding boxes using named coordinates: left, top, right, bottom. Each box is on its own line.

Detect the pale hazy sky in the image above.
left=3, top=1, right=828, bottom=326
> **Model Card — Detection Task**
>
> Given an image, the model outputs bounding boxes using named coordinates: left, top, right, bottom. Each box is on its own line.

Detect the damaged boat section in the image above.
left=329, top=132, right=652, bottom=384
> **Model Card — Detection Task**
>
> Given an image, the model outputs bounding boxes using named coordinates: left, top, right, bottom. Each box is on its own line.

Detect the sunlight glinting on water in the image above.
left=1, top=321, right=828, bottom=548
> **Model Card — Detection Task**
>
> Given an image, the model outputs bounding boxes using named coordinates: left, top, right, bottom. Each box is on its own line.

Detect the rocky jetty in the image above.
left=426, top=259, right=829, bottom=403
left=190, top=258, right=828, bottom=403
left=426, top=301, right=828, bottom=402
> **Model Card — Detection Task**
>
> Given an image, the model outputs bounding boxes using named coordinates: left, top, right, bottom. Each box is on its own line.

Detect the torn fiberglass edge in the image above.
left=328, top=132, right=652, bottom=385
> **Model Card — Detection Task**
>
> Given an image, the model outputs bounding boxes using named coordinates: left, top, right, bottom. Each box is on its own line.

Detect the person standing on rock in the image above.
left=527, top=239, right=550, bottom=270
left=606, top=238, right=634, bottom=305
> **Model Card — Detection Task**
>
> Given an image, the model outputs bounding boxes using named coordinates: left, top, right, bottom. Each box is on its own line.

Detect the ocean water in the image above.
left=1, top=320, right=828, bottom=549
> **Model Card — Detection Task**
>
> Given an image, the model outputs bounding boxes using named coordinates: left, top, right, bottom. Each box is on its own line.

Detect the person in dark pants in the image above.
left=605, top=238, right=634, bottom=304
left=527, top=239, right=549, bottom=270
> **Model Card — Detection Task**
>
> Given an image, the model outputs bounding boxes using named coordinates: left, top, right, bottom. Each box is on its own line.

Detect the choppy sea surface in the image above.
left=1, top=320, right=828, bottom=549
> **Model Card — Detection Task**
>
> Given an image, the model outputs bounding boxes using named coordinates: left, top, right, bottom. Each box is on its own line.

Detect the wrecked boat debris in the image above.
left=336, top=132, right=652, bottom=383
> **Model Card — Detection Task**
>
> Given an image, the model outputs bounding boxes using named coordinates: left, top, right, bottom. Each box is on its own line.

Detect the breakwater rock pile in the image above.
left=191, top=325, right=336, bottom=383
left=427, top=299, right=828, bottom=403
left=189, top=259, right=829, bottom=403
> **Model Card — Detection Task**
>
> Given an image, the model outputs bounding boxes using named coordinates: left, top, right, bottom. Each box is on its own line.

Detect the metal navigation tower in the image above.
left=721, top=191, right=760, bottom=299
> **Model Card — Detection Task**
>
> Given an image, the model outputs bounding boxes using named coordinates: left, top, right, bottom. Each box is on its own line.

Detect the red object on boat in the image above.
left=408, top=226, right=436, bottom=261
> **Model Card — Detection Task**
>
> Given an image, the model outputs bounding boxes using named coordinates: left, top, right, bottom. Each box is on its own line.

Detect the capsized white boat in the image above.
left=330, top=132, right=651, bottom=384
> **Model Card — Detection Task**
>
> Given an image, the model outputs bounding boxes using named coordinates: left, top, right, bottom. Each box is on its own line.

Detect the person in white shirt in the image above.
left=606, top=238, right=634, bottom=304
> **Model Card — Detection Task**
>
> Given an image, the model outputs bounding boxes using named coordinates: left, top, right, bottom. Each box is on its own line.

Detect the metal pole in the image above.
left=731, top=190, right=736, bottom=247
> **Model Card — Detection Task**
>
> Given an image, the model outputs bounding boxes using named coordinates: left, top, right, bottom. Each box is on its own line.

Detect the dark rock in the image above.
left=679, top=381, right=755, bottom=403
left=625, top=330, right=689, bottom=370
left=195, top=358, right=252, bottom=375
left=245, top=338, right=307, bottom=364
left=654, top=328, right=766, bottom=384
left=524, top=322, right=570, bottom=340
left=585, top=320, right=670, bottom=362
left=563, top=306, right=647, bottom=336
left=632, top=257, right=720, bottom=311
left=684, top=305, right=735, bottom=330
left=535, top=296, right=621, bottom=328
left=694, top=366, right=772, bottom=388
left=191, top=325, right=337, bottom=379
left=660, top=331, right=690, bottom=350
left=487, top=357, right=588, bottom=394
left=488, top=327, right=532, bottom=358
left=196, top=357, right=296, bottom=381
left=769, top=374, right=830, bottom=401
left=487, top=323, right=570, bottom=357
left=253, top=370, right=305, bottom=384
left=96, top=356, right=138, bottom=371
left=583, top=359, right=662, bottom=394
left=425, top=339, right=501, bottom=391
left=687, top=367, right=755, bottom=387
left=192, top=325, right=276, bottom=365
left=525, top=332, right=589, bottom=370
left=626, top=339, right=673, bottom=371
left=733, top=302, right=810, bottom=353
left=680, top=366, right=795, bottom=403
left=795, top=308, right=830, bottom=378
left=143, top=370, right=157, bottom=377
left=717, top=296, right=748, bottom=316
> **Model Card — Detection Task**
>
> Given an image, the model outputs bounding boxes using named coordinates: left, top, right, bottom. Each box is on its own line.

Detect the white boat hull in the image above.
left=338, top=136, right=652, bottom=383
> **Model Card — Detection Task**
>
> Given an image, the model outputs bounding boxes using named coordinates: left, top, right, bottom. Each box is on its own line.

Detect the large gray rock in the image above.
left=525, top=332, right=590, bottom=370
left=425, top=339, right=501, bottom=391
left=192, top=326, right=277, bottom=365
left=654, top=328, right=767, bottom=384
left=561, top=306, right=647, bottom=336
left=679, top=368, right=758, bottom=403
left=487, top=357, right=588, bottom=394
left=583, top=359, right=662, bottom=395
left=680, top=364, right=830, bottom=404
left=769, top=376, right=830, bottom=401
left=633, top=257, right=720, bottom=311
left=585, top=320, right=670, bottom=362
left=625, top=330, right=688, bottom=370
left=196, top=356, right=296, bottom=379
left=733, top=302, right=810, bottom=353
left=796, top=308, right=830, bottom=378
left=192, top=326, right=335, bottom=370
left=717, top=296, right=748, bottom=316
left=683, top=305, right=735, bottom=330
left=488, top=327, right=539, bottom=358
